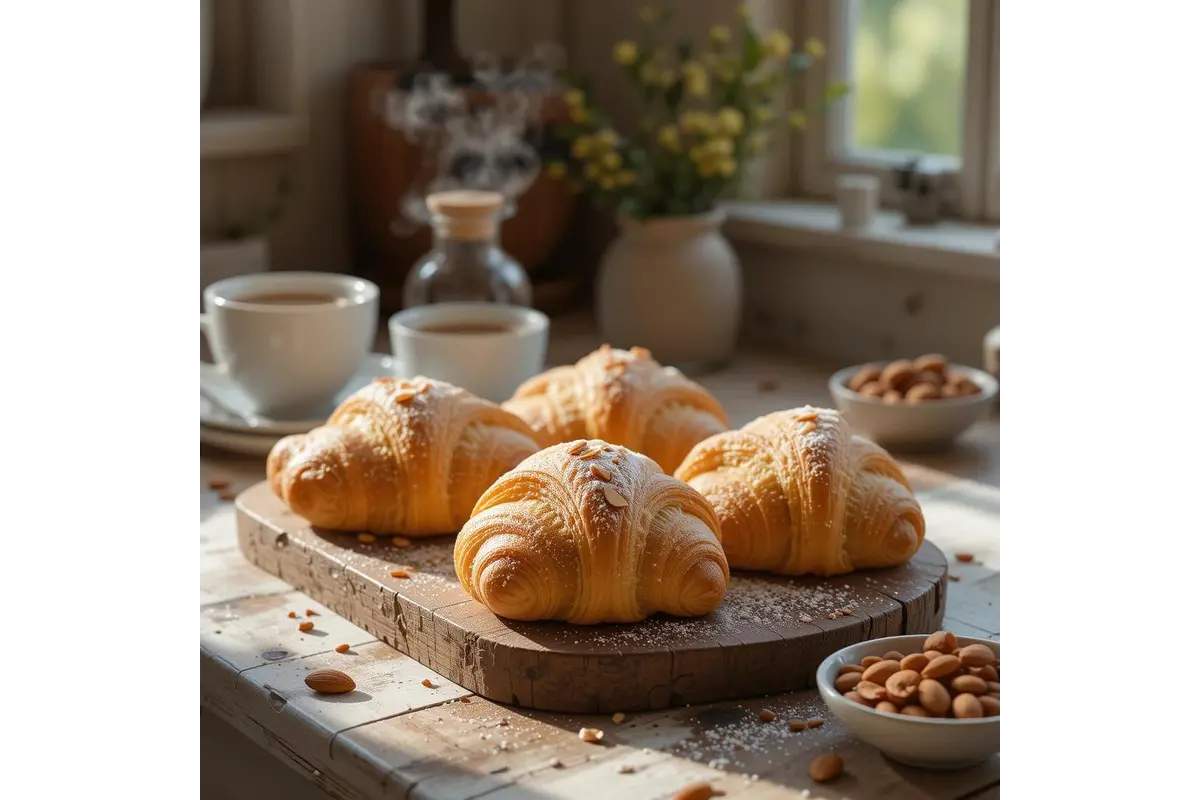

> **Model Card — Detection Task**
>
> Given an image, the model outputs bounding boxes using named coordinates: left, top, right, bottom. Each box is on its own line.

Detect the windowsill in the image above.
left=721, top=200, right=1000, bottom=283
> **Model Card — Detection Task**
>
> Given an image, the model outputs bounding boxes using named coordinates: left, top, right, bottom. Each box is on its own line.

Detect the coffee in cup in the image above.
left=388, top=303, right=549, bottom=403
left=201, top=272, right=379, bottom=418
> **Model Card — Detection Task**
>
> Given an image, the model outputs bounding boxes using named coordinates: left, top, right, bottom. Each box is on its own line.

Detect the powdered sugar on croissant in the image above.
left=267, top=377, right=540, bottom=536
left=503, top=345, right=729, bottom=474
left=455, top=439, right=730, bottom=624
left=675, top=407, right=925, bottom=576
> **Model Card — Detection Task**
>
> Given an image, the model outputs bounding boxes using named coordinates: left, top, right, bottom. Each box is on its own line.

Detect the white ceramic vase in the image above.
left=201, top=0, right=214, bottom=108
left=596, top=210, right=742, bottom=370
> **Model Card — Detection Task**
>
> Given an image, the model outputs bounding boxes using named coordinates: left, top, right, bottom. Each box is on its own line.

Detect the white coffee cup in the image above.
left=201, top=272, right=379, bottom=417
left=388, top=303, right=549, bottom=403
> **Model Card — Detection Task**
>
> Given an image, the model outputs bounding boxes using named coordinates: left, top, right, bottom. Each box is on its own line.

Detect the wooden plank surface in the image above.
left=236, top=480, right=947, bottom=714
left=201, top=324, right=1000, bottom=799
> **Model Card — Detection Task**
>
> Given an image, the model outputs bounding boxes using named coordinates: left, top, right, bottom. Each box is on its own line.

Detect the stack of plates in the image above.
left=200, top=354, right=395, bottom=457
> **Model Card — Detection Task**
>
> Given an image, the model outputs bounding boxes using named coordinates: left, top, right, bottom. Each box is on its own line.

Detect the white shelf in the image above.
left=201, top=109, right=306, bottom=159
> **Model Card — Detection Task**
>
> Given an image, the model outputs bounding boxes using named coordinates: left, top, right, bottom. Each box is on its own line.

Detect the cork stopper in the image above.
left=426, top=190, right=504, bottom=241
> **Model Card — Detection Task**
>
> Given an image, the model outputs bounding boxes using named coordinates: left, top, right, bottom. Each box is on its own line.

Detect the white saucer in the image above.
left=199, top=425, right=285, bottom=458
left=201, top=353, right=395, bottom=436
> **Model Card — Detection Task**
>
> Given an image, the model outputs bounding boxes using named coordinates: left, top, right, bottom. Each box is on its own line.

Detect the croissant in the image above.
left=503, top=345, right=729, bottom=474
left=454, top=439, right=730, bottom=624
left=675, top=407, right=925, bottom=576
left=266, top=377, right=540, bottom=536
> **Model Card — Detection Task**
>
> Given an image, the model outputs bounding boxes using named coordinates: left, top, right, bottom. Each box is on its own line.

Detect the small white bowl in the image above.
left=817, top=635, right=1000, bottom=770
left=828, top=364, right=998, bottom=452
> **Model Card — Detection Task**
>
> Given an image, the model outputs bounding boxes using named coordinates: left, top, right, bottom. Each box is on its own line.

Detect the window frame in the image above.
left=790, top=0, right=999, bottom=222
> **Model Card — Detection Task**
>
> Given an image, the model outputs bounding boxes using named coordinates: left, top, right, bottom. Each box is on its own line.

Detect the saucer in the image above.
left=201, top=353, right=395, bottom=436
left=199, top=425, right=285, bottom=458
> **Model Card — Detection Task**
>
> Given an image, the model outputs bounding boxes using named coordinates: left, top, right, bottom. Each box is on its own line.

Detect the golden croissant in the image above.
left=455, top=439, right=730, bottom=624
left=267, top=377, right=540, bottom=536
left=675, top=407, right=925, bottom=576
left=503, top=345, right=729, bottom=474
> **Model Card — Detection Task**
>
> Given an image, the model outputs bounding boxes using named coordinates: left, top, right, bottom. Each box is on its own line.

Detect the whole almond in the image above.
left=975, top=665, right=999, bottom=682
left=951, top=675, right=989, bottom=695
left=880, top=360, right=916, bottom=392
left=882, top=650, right=905, bottom=661
left=924, top=650, right=943, bottom=661
left=861, top=659, right=902, bottom=685
left=858, top=381, right=887, bottom=398
left=845, top=690, right=870, bottom=706
left=578, top=727, right=604, bottom=743
left=808, top=753, right=843, bottom=784
left=305, top=669, right=355, bottom=694
left=787, top=719, right=807, bottom=732
left=900, top=704, right=929, bottom=717
left=923, top=631, right=957, bottom=654
left=758, top=710, right=776, bottom=722
left=837, top=664, right=864, bottom=676
left=979, top=695, right=1000, bottom=717
left=856, top=681, right=887, bottom=702
left=875, top=701, right=899, bottom=714
left=959, top=643, right=997, bottom=668
left=834, top=672, right=861, bottom=693
left=913, top=369, right=944, bottom=387
left=860, top=656, right=883, bottom=667
left=913, top=353, right=948, bottom=375
left=900, top=653, right=929, bottom=673
left=848, top=366, right=882, bottom=391
left=921, top=654, right=962, bottom=679
left=672, top=783, right=725, bottom=800
left=918, top=679, right=952, bottom=716
left=885, top=669, right=921, bottom=703
left=906, top=383, right=941, bottom=403
left=952, top=693, right=983, bottom=719
left=882, top=389, right=904, bottom=404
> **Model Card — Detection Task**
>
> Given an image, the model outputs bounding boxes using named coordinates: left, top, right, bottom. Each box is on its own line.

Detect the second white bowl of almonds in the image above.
left=816, top=631, right=999, bottom=770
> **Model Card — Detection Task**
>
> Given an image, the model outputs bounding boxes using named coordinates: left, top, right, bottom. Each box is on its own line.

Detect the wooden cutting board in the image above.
left=236, top=481, right=946, bottom=713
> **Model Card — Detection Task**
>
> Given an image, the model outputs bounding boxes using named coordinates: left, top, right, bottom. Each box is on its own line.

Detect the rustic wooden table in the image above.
left=200, top=317, right=1000, bottom=800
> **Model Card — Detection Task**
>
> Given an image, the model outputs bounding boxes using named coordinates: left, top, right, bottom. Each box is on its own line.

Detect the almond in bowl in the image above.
left=815, top=633, right=1000, bottom=770
left=829, top=359, right=998, bottom=452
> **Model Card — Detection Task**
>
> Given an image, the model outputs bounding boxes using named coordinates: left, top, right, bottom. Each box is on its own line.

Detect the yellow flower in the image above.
left=638, top=6, right=657, bottom=23
left=737, top=3, right=751, bottom=21
left=683, top=61, right=709, bottom=96
left=716, top=157, right=737, bottom=177
left=613, top=40, right=638, bottom=65
left=706, top=137, right=734, bottom=156
left=564, top=88, right=585, bottom=108
left=598, top=175, right=616, bottom=190
left=658, top=68, right=677, bottom=88
left=689, top=144, right=707, bottom=163
left=805, top=37, right=826, bottom=59
left=615, top=170, right=637, bottom=187
left=570, top=136, right=592, bottom=159
left=569, top=105, right=590, bottom=124
left=788, top=110, right=808, bottom=130
left=657, top=124, right=681, bottom=151
left=709, top=25, right=731, bottom=46
left=594, top=129, right=619, bottom=149
left=716, top=107, right=744, bottom=136
left=764, top=29, right=792, bottom=59
left=545, top=162, right=567, bottom=180
left=601, top=151, right=622, bottom=170
left=755, top=105, right=774, bottom=123
left=745, top=132, right=768, bottom=154
left=639, top=62, right=661, bottom=86
left=584, top=162, right=601, bottom=180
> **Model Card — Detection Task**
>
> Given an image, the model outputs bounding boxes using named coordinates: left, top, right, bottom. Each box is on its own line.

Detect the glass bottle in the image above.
left=402, top=190, right=532, bottom=308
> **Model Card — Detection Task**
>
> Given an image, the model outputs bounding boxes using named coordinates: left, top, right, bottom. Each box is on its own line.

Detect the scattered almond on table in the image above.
left=335, top=643, right=350, bottom=654
left=358, top=533, right=377, bottom=544
left=421, top=678, right=434, bottom=688
left=391, top=536, right=412, bottom=547
left=305, top=608, right=317, bottom=616
left=672, top=782, right=724, bottom=800
left=208, top=478, right=230, bottom=490
left=304, top=668, right=355, bottom=694
left=955, top=553, right=975, bottom=563
left=391, top=568, right=412, bottom=579
left=808, top=753, right=844, bottom=783
left=834, top=631, right=998, bottom=718
left=787, top=719, right=807, bottom=732
left=806, top=717, right=824, bottom=729
left=218, top=491, right=237, bottom=501
left=287, top=611, right=297, bottom=619
left=758, top=709, right=776, bottom=722
left=612, top=712, right=626, bottom=724
left=298, top=621, right=314, bottom=632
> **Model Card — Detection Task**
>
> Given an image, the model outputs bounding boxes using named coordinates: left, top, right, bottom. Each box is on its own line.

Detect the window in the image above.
left=794, top=0, right=999, bottom=222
